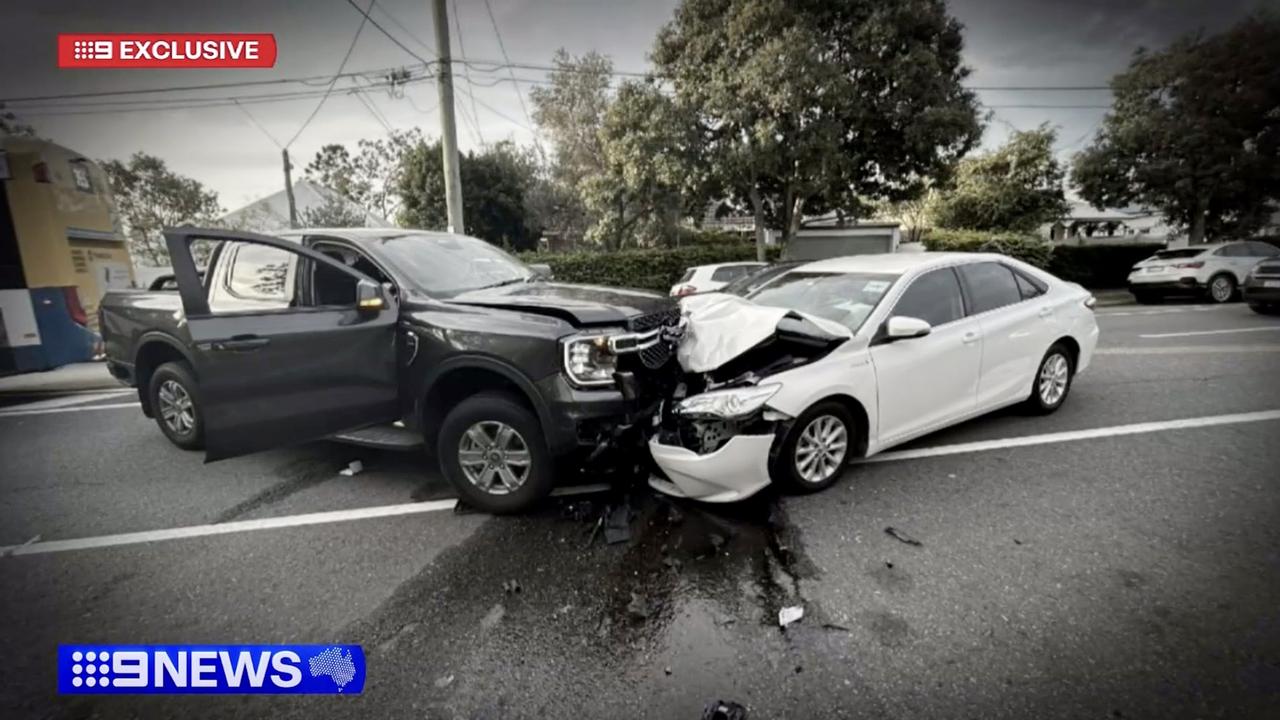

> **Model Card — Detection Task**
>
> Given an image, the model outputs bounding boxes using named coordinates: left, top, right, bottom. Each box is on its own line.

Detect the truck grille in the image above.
left=630, top=307, right=681, bottom=369
left=631, top=307, right=681, bottom=332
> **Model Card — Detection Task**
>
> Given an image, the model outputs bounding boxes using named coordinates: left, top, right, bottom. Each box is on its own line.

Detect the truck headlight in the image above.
left=676, top=384, right=781, bottom=419
left=562, top=332, right=619, bottom=387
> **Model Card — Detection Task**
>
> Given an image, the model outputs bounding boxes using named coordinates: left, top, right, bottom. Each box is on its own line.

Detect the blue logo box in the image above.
left=58, top=645, right=365, bottom=694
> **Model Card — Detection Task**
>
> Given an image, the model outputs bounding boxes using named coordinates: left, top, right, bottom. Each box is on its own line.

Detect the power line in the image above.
left=451, top=0, right=485, bottom=146
left=353, top=88, right=394, bottom=133
left=343, top=0, right=433, bottom=66
left=481, top=0, right=537, bottom=135
left=285, top=0, right=373, bottom=148
left=232, top=99, right=284, bottom=149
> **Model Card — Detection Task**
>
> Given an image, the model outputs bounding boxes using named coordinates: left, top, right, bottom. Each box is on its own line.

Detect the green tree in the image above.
left=304, top=128, right=422, bottom=221
left=299, top=194, right=368, bottom=228
left=101, top=153, right=222, bottom=265
left=398, top=139, right=543, bottom=250
left=529, top=50, right=614, bottom=244
left=585, top=81, right=711, bottom=248
left=1073, top=15, right=1280, bottom=244
left=653, top=0, right=982, bottom=259
left=932, top=126, right=1068, bottom=232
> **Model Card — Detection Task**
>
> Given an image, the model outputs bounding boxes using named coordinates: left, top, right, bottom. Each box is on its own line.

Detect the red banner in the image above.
left=57, top=34, right=277, bottom=69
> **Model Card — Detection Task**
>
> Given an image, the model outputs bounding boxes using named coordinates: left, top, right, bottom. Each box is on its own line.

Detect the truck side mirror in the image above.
left=356, top=278, right=386, bottom=312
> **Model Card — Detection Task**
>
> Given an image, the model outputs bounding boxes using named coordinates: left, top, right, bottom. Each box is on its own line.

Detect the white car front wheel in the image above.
left=772, top=401, right=855, bottom=493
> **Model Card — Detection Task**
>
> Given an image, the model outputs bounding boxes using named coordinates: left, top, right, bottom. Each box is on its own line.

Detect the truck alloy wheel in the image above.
left=457, top=421, right=531, bottom=495
left=147, top=360, right=205, bottom=450
left=438, top=392, right=554, bottom=514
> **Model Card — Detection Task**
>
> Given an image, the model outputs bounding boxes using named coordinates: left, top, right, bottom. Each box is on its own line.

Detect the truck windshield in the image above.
left=372, top=233, right=533, bottom=296
left=747, top=271, right=899, bottom=332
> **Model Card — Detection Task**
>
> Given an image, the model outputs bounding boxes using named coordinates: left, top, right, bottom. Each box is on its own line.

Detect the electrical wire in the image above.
left=284, top=0, right=373, bottom=148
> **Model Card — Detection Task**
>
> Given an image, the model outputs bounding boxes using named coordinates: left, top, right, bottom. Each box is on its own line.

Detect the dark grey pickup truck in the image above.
left=100, top=227, right=683, bottom=513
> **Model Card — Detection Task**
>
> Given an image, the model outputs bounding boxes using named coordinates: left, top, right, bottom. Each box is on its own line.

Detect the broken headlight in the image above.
left=562, top=332, right=619, bottom=387
left=676, top=383, right=780, bottom=420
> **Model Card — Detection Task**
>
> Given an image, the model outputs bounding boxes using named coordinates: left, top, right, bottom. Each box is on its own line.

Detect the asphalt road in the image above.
left=2, top=301, right=1279, bottom=719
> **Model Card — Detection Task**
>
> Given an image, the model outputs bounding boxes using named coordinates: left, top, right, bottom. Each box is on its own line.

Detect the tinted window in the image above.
left=1246, top=242, right=1279, bottom=257
left=678, top=269, right=695, bottom=283
left=1215, top=244, right=1248, bottom=257
left=748, top=271, right=897, bottom=331
left=711, top=265, right=755, bottom=282
left=892, top=268, right=965, bottom=327
left=1013, top=269, right=1046, bottom=300
left=958, top=262, right=1023, bottom=314
left=226, top=243, right=294, bottom=306
left=1154, top=248, right=1205, bottom=260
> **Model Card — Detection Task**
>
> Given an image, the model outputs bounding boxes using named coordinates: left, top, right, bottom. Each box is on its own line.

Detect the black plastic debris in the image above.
left=884, top=526, right=922, bottom=547
left=502, top=579, right=522, bottom=594
left=702, top=699, right=748, bottom=720
left=709, top=532, right=727, bottom=551
left=604, top=503, right=632, bottom=545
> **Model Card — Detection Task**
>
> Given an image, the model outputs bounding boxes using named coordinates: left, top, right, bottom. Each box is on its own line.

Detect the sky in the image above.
left=2, top=0, right=1275, bottom=213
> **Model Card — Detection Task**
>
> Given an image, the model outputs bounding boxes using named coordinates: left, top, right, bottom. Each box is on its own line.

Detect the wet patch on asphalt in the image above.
left=278, top=488, right=855, bottom=719
left=212, top=446, right=349, bottom=523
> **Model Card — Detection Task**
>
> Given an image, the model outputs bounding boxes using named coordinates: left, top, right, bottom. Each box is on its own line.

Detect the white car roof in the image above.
left=691, top=261, right=766, bottom=270
left=794, top=252, right=1003, bottom=275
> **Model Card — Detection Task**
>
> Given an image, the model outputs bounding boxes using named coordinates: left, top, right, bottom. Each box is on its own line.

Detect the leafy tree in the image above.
left=529, top=50, right=614, bottom=244
left=653, top=0, right=982, bottom=259
left=299, top=194, right=368, bottom=228
left=585, top=81, right=711, bottom=248
left=398, top=139, right=543, bottom=250
left=101, top=153, right=222, bottom=265
left=1073, top=14, right=1280, bottom=243
left=0, top=107, right=36, bottom=137
left=304, top=128, right=422, bottom=221
left=932, top=126, right=1068, bottom=232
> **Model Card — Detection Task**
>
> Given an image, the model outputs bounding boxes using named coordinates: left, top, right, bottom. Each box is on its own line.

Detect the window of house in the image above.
left=958, top=262, right=1023, bottom=314
left=892, top=267, right=965, bottom=327
left=69, top=161, right=92, bottom=192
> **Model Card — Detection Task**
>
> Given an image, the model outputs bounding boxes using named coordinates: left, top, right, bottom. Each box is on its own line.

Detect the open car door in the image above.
left=165, top=227, right=400, bottom=461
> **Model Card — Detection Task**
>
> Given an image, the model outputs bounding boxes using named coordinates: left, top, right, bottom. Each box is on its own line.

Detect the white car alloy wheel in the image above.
left=1209, top=275, right=1235, bottom=303
left=1038, top=353, right=1070, bottom=407
left=793, top=414, right=848, bottom=485
left=458, top=421, right=532, bottom=495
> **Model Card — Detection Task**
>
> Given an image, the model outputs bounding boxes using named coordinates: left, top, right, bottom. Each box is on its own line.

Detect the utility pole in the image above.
left=432, top=0, right=465, bottom=233
left=282, top=149, right=298, bottom=229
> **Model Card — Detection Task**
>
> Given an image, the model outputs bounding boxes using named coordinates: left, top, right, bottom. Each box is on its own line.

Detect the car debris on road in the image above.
left=885, top=526, right=923, bottom=547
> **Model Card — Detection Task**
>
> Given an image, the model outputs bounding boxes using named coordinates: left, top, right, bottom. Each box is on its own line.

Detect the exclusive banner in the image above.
left=57, top=645, right=364, bottom=694
left=57, top=34, right=277, bottom=68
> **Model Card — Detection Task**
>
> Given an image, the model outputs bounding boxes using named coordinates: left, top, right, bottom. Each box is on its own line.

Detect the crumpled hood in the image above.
left=677, top=293, right=852, bottom=373
left=450, top=282, right=675, bottom=326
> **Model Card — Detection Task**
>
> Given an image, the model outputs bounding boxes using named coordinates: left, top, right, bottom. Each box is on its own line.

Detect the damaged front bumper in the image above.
left=649, top=433, right=775, bottom=503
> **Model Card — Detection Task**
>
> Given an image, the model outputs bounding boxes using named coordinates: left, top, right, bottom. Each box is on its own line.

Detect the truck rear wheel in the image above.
left=148, top=360, right=204, bottom=450
left=437, top=392, right=554, bottom=514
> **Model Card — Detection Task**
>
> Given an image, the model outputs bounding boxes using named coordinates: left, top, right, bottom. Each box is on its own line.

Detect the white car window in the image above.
left=958, top=262, right=1023, bottom=315
left=892, top=267, right=965, bottom=327
left=748, top=271, right=898, bottom=332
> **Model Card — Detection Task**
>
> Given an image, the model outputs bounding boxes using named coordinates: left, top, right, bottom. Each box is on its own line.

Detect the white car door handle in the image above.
left=1038, top=307, right=1054, bottom=318
left=962, top=331, right=980, bottom=344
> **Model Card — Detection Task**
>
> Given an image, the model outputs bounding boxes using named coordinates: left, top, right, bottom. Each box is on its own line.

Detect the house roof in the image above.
left=219, top=179, right=392, bottom=232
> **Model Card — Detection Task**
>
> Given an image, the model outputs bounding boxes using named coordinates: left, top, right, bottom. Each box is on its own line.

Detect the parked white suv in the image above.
left=670, top=262, right=766, bottom=296
left=1127, top=241, right=1280, bottom=304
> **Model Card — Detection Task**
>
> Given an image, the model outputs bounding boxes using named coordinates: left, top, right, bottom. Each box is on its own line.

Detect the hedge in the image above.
left=1047, top=244, right=1164, bottom=288
left=521, top=234, right=1165, bottom=293
left=922, top=229, right=1054, bottom=269
left=520, top=243, right=780, bottom=293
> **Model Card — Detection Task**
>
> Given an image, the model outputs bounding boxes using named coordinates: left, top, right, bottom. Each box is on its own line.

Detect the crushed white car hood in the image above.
left=676, top=293, right=852, bottom=373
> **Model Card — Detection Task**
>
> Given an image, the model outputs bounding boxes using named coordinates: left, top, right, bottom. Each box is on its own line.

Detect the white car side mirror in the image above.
left=886, top=315, right=932, bottom=340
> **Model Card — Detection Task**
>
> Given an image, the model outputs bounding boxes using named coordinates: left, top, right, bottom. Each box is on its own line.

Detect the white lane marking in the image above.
left=1139, top=326, right=1280, bottom=339
left=1, top=499, right=459, bottom=557
left=9, top=411, right=1278, bottom=558
left=862, top=409, right=1280, bottom=465
left=1, top=391, right=132, bottom=413
left=1096, top=345, right=1280, bottom=355
left=1096, top=306, right=1226, bottom=317
left=0, top=401, right=139, bottom=418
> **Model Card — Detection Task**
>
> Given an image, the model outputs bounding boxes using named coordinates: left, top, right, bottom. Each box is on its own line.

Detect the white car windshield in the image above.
left=746, top=271, right=899, bottom=331
left=371, top=232, right=533, bottom=296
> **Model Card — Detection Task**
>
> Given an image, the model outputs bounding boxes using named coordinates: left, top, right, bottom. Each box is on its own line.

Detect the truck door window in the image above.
left=207, top=242, right=300, bottom=313
left=308, top=244, right=388, bottom=307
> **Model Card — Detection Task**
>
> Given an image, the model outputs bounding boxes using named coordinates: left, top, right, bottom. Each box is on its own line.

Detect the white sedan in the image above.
left=649, top=252, right=1100, bottom=502
left=670, top=262, right=767, bottom=296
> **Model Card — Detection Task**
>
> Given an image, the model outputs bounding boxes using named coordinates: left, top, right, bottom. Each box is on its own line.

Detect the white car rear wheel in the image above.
left=1025, top=344, right=1075, bottom=415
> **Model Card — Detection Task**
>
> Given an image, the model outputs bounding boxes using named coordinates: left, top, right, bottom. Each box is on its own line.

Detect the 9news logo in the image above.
left=58, top=645, right=364, bottom=695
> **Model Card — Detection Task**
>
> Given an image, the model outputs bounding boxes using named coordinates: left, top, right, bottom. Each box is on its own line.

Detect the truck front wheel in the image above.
left=437, top=392, right=554, bottom=514
left=148, top=360, right=205, bottom=450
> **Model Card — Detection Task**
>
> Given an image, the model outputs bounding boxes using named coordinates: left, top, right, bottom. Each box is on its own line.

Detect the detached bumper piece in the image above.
left=649, top=434, right=774, bottom=502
